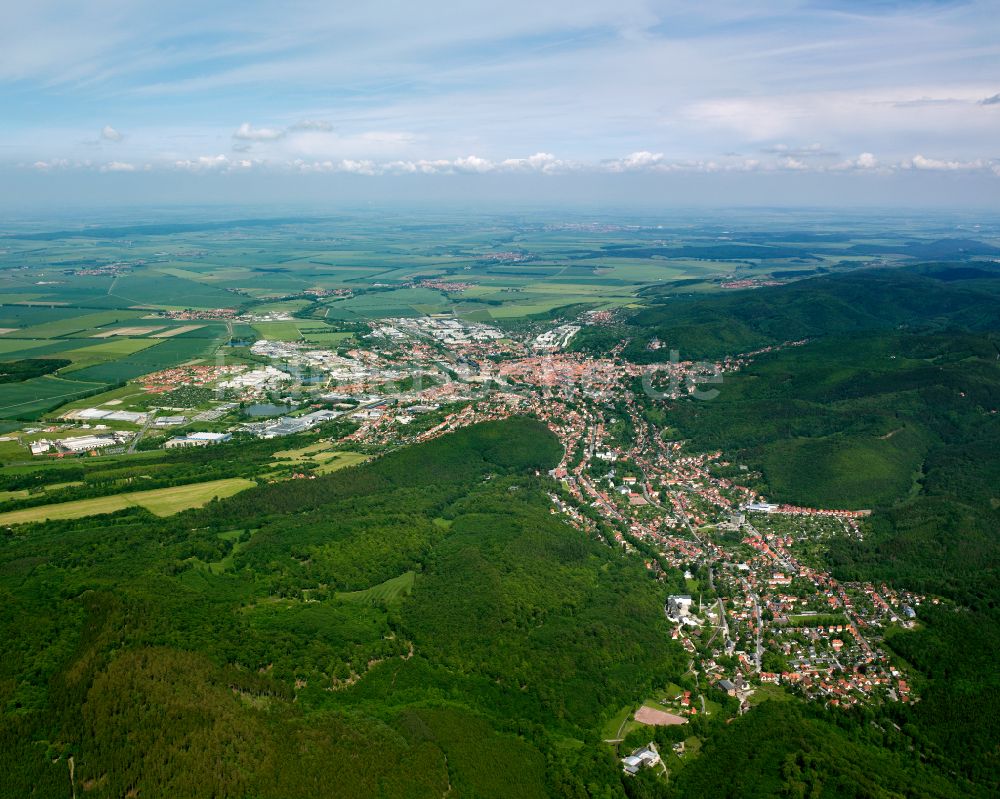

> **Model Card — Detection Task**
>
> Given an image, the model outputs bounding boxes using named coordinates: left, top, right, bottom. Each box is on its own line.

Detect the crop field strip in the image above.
left=0, top=476, right=255, bottom=525
left=151, top=324, right=204, bottom=337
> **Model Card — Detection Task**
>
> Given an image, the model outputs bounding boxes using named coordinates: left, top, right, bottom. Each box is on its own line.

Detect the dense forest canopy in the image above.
left=574, top=263, right=1000, bottom=361
left=1, top=418, right=689, bottom=798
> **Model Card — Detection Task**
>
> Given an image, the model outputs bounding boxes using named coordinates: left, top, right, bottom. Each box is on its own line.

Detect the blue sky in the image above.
left=3, top=1, right=999, bottom=205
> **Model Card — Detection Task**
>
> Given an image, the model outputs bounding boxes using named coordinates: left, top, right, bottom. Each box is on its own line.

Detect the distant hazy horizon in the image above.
left=3, top=169, right=1000, bottom=214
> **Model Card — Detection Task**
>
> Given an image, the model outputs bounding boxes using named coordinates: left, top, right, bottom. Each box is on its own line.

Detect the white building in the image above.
left=165, top=432, right=232, bottom=448
left=54, top=433, right=130, bottom=453
left=622, top=744, right=660, bottom=775
left=666, top=595, right=694, bottom=622
left=154, top=416, right=187, bottom=427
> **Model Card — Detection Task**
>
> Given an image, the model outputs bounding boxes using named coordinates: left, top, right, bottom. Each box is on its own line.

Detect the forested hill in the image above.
left=574, top=262, right=1000, bottom=361
left=0, top=417, right=688, bottom=798
left=658, top=312, right=1000, bottom=790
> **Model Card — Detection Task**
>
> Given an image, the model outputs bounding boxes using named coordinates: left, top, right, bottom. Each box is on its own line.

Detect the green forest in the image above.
left=656, top=270, right=1000, bottom=796
left=574, top=262, right=1000, bottom=361
left=2, top=258, right=999, bottom=797
left=3, top=412, right=996, bottom=797
left=0, top=358, right=71, bottom=383
left=1, top=418, right=691, bottom=798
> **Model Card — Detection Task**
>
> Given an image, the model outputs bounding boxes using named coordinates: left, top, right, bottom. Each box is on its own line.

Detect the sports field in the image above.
left=634, top=706, right=687, bottom=726
left=0, top=477, right=255, bottom=525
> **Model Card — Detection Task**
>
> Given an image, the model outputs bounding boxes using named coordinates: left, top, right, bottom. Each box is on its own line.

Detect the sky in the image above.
left=3, top=0, right=999, bottom=208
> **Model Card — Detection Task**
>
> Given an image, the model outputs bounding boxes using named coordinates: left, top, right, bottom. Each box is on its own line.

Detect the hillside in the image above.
left=574, top=263, right=1000, bottom=361
left=655, top=275, right=1000, bottom=795
left=0, top=417, right=685, bottom=798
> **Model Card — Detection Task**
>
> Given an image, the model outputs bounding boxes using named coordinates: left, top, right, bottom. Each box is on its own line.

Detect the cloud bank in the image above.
left=1, top=1, right=998, bottom=203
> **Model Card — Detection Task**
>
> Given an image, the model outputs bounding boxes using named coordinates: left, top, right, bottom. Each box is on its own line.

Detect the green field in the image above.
left=336, top=571, right=416, bottom=604
left=313, top=450, right=370, bottom=474
left=601, top=703, right=636, bottom=741
left=193, top=529, right=253, bottom=574
left=60, top=337, right=161, bottom=369
left=251, top=321, right=302, bottom=341
left=0, top=374, right=107, bottom=419
left=0, top=338, right=70, bottom=356
left=0, top=477, right=255, bottom=524
left=15, top=310, right=143, bottom=338
left=270, top=443, right=370, bottom=474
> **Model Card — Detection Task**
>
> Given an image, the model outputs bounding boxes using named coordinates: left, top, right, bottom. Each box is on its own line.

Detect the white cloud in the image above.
left=288, top=153, right=575, bottom=176
left=173, top=154, right=232, bottom=171
left=17, top=148, right=1000, bottom=181
left=778, top=156, right=808, bottom=171
left=337, top=159, right=377, bottom=175
left=855, top=152, right=878, bottom=169
left=910, top=154, right=985, bottom=171
left=499, top=152, right=571, bottom=173
left=233, top=122, right=285, bottom=141
left=830, top=152, right=880, bottom=171
left=606, top=151, right=663, bottom=172
left=453, top=155, right=495, bottom=173
left=101, top=125, right=123, bottom=142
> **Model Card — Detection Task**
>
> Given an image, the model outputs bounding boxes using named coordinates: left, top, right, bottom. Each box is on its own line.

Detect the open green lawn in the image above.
left=193, top=529, right=253, bottom=574
left=0, top=476, right=255, bottom=525
left=49, top=384, right=149, bottom=415
left=271, top=440, right=333, bottom=463
left=336, top=570, right=416, bottom=604
left=271, top=442, right=370, bottom=469
left=301, top=331, right=355, bottom=346
left=601, top=703, right=636, bottom=741
left=314, top=450, right=370, bottom=474
left=251, top=321, right=302, bottom=341
left=748, top=683, right=793, bottom=706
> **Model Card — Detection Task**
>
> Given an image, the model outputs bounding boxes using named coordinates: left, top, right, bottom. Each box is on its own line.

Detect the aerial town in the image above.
left=12, top=310, right=921, bottom=721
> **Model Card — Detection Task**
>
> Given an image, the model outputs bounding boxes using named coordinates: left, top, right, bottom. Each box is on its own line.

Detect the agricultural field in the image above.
left=16, top=310, right=145, bottom=338
left=251, top=320, right=302, bottom=341
left=0, top=211, right=994, bottom=428
left=59, top=338, right=161, bottom=369
left=0, top=374, right=107, bottom=419
left=0, top=476, right=254, bottom=524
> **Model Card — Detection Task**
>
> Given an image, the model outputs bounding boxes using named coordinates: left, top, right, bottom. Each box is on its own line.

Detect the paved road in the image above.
left=128, top=412, right=156, bottom=453
left=751, top=593, right=763, bottom=672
